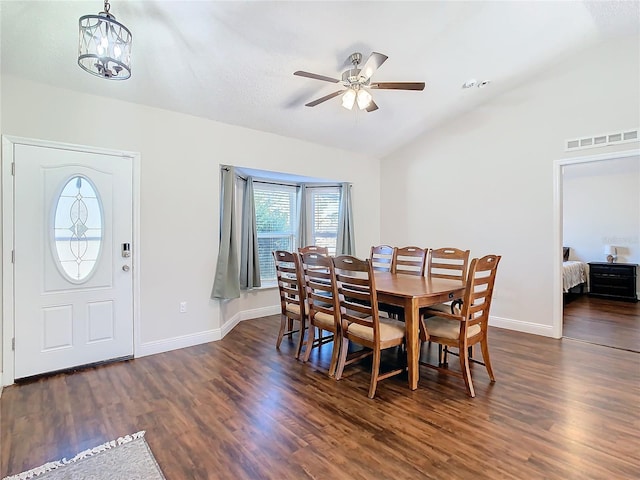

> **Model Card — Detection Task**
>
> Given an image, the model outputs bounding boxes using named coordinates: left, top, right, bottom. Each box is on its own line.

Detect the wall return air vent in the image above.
left=566, top=128, right=639, bottom=151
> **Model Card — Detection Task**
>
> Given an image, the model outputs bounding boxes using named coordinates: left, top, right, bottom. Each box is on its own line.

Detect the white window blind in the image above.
left=254, top=183, right=297, bottom=282
left=309, top=187, right=340, bottom=255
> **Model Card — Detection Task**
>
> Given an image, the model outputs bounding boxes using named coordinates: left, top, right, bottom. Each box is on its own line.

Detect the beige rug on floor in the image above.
left=3, top=431, right=165, bottom=480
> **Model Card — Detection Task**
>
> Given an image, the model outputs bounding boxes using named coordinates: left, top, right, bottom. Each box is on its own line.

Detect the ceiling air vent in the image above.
left=566, top=128, right=639, bottom=151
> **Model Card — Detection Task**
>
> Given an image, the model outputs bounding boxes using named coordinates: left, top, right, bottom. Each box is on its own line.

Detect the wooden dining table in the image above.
left=374, top=272, right=465, bottom=390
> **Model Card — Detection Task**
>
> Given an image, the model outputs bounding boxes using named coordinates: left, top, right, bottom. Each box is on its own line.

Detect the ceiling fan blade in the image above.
left=305, top=90, right=345, bottom=107
left=358, top=52, right=388, bottom=81
left=294, top=71, right=340, bottom=83
left=365, top=99, right=379, bottom=112
left=370, top=82, right=426, bottom=91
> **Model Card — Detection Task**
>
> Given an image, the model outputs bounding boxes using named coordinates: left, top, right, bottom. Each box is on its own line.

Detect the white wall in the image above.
left=379, top=35, right=640, bottom=336
left=0, top=76, right=380, bottom=372
left=563, top=156, right=640, bottom=268
left=0, top=16, right=3, bottom=388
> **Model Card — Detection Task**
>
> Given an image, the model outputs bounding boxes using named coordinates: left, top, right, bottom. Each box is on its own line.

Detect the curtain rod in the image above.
left=252, top=180, right=343, bottom=188
left=221, top=166, right=351, bottom=188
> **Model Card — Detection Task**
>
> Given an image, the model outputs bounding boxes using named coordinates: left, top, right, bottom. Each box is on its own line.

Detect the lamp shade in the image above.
left=356, top=89, right=372, bottom=110
left=604, top=245, right=617, bottom=255
left=78, top=2, right=132, bottom=80
left=341, top=89, right=356, bottom=110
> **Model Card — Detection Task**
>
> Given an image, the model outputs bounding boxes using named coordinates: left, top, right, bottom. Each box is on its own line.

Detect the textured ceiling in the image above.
left=1, top=1, right=638, bottom=158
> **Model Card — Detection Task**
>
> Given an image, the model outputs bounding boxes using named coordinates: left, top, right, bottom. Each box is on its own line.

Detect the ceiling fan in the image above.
left=294, top=51, right=425, bottom=112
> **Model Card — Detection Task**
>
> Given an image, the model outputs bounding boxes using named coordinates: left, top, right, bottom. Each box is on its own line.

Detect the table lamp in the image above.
left=604, top=245, right=617, bottom=263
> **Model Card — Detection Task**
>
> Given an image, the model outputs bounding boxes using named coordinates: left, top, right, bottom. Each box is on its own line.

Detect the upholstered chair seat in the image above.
left=285, top=303, right=302, bottom=315
left=312, top=311, right=337, bottom=329
left=423, top=316, right=481, bottom=339
left=346, top=318, right=406, bottom=342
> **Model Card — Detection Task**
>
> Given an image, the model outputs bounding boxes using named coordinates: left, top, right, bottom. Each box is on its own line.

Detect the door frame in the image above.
left=2, top=135, right=141, bottom=386
left=552, top=147, right=640, bottom=339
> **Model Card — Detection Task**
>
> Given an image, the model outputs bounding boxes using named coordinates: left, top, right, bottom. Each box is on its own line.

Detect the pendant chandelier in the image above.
left=78, top=0, right=132, bottom=80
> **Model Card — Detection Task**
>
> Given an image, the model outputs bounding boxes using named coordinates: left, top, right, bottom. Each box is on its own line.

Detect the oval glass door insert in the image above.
left=53, top=176, right=104, bottom=282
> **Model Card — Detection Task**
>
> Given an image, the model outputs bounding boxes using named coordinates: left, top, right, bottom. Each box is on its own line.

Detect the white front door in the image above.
left=13, top=143, right=134, bottom=379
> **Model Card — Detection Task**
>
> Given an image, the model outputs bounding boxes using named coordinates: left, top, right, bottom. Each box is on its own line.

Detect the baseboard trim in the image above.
left=220, top=305, right=280, bottom=338
left=1, top=310, right=554, bottom=379
left=221, top=313, right=241, bottom=339
left=136, top=305, right=281, bottom=359
left=240, top=305, right=280, bottom=321
left=135, top=329, right=222, bottom=358
left=135, top=310, right=551, bottom=360
left=489, top=315, right=556, bottom=338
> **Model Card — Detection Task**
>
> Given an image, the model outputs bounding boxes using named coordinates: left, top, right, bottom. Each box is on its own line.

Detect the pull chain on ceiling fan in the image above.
left=294, top=51, right=425, bottom=112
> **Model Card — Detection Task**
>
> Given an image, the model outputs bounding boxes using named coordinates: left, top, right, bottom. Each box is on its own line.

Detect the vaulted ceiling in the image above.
left=1, top=1, right=638, bottom=157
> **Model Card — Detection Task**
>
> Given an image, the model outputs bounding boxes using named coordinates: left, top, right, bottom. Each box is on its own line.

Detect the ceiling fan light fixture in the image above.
left=341, top=89, right=356, bottom=110
left=356, top=89, right=372, bottom=110
left=78, top=0, right=132, bottom=80
left=294, top=50, right=424, bottom=112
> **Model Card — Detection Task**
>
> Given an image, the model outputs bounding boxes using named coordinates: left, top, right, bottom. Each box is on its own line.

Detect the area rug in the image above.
left=2, top=431, right=165, bottom=480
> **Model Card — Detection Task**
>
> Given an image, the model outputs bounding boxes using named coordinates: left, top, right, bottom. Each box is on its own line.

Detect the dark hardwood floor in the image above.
left=2, top=315, right=639, bottom=479
left=563, top=294, right=640, bottom=352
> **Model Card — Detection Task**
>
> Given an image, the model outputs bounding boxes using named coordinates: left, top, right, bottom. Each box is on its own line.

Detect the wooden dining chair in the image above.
left=299, top=245, right=329, bottom=256
left=426, top=247, right=470, bottom=314
left=370, top=245, right=396, bottom=272
left=392, top=246, right=428, bottom=276
left=298, top=246, right=331, bottom=341
left=419, top=255, right=501, bottom=397
left=428, top=247, right=470, bottom=282
left=272, top=250, right=307, bottom=359
left=369, top=245, right=396, bottom=317
left=333, top=255, right=406, bottom=399
left=378, top=246, right=430, bottom=320
left=300, top=252, right=341, bottom=376
left=424, top=247, right=471, bottom=360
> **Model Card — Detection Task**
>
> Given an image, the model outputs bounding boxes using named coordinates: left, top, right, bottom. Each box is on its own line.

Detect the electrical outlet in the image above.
left=179, top=301, right=187, bottom=313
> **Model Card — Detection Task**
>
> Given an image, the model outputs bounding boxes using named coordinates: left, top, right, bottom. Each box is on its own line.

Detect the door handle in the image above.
left=122, top=265, right=130, bottom=272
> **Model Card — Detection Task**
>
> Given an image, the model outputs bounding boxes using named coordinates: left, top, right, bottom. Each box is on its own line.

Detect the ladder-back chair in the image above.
left=380, top=246, right=430, bottom=319
left=392, top=246, right=428, bottom=276
left=426, top=247, right=470, bottom=314
left=333, top=255, right=406, bottom=399
left=420, top=255, right=501, bottom=397
left=369, top=245, right=396, bottom=273
left=300, top=252, right=341, bottom=376
left=273, top=250, right=307, bottom=359
left=299, top=245, right=329, bottom=256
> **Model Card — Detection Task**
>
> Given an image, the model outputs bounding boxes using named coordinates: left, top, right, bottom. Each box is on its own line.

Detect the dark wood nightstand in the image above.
left=588, top=262, right=637, bottom=302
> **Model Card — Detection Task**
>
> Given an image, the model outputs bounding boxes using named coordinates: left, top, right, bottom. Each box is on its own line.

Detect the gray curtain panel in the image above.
left=336, top=182, right=355, bottom=255
left=240, top=176, right=261, bottom=289
left=297, top=183, right=309, bottom=249
left=211, top=167, right=241, bottom=299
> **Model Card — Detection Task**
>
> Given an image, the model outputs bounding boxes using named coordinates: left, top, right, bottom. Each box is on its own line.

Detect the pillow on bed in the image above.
left=563, top=247, right=570, bottom=261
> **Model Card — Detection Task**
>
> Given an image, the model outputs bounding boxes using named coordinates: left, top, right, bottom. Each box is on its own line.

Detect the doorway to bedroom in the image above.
left=560, top=151, right=640, bottom=352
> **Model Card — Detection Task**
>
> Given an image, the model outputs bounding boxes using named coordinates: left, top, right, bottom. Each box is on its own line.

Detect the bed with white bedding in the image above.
left=563, top=260, right=587, bottom=293
left=562, top=247, right=587, bottom=293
